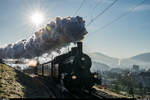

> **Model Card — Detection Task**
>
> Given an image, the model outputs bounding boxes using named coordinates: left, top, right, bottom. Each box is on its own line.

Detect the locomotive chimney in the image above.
left=77, top=42, right=82, bottom=54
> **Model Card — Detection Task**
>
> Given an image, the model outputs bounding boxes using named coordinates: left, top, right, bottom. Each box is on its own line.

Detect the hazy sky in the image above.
left=0, top=0, right=150, bottom=59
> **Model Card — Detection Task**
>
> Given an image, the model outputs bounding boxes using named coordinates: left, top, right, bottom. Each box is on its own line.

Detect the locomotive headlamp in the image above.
left=81, top=57, right=85, bottom=61
left=94, top=74, right=98, bottom=78
left=72, top=75, right=77, bottom=80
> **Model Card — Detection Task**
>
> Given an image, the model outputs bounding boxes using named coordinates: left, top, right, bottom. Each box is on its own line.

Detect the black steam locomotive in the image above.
left=49, top=42, right=101, bottom=93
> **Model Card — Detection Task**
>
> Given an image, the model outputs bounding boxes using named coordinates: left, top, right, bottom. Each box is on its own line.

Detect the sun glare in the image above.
left=31, top=12, right=44, bottom=26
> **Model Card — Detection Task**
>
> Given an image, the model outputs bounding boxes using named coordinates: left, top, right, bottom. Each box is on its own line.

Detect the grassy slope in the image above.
left=0, top=64, right=49, bottom=98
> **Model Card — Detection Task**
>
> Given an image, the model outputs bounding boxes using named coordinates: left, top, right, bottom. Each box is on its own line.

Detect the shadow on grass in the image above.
left=13, top=68, right=49, bottom=98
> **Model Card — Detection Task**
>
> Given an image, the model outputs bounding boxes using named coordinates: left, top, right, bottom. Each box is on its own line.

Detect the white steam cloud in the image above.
left=0, top=16, right=87, bottom=59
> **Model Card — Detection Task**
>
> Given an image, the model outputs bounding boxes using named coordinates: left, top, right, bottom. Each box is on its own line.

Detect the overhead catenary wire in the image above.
left=93, top=0, right=103, bottom=10
left=73, top=0, right=86, bottom=16
left=86, top=0, right=119, bottom=27
left=90, top=0, right=103, bottom=19
left=94, top=0, right=146, bottom=33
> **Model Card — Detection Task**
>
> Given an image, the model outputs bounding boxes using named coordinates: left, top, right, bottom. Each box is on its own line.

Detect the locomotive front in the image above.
left=51, top=42, right=101, bottom=93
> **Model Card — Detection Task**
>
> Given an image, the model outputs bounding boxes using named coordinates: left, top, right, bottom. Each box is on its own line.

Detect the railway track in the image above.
left=21, top=72, right=107, bottom=99
left=70, top=89, right=104, bottom=99
left=33, top=75, right=104, bottom=99
left=90, top=88, right=107, bottom=99
left=33, top=76, right=56, bottom=98
left=25, top=73, right=104, bottom=98
left=34, top=76, right=75, bottom=98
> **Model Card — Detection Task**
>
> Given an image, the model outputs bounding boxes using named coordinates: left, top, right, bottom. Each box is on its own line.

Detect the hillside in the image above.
left=120, top=53, right=150, bottom=69
left=88, top=52, right=119, bottom=68
left=88, top=52, right=150, bottom=69
left=0, top=63, right=49, bottom=98
left=130, top=52, right=150, bottom=62
left=91, top=61, right=110, bottom=72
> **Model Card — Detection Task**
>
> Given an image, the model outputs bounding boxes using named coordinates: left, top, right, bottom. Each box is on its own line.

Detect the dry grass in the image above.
left=0, top=64, right=49, bottom=98
left=0, top=64, right=24, bottom=98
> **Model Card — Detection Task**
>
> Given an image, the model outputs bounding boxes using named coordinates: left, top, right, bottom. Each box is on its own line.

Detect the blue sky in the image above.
left=0, top=0, right=150, bottom=58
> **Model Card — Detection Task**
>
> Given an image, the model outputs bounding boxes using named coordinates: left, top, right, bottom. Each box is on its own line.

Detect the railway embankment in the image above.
left=0, top=63, right=50, bottom=98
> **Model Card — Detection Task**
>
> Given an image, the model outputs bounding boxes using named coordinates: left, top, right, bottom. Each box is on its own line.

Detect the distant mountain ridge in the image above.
left=88, top=52, right=119, bottom=68
left=88, top=52, right=150, bottom=69
left=130, top=52, right=150, bottom=62
left=89, top=52, right=118, bottom=60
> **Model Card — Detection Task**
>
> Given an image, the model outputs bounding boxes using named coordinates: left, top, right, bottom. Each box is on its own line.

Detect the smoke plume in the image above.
left=0, top=16, right=87, bottom=59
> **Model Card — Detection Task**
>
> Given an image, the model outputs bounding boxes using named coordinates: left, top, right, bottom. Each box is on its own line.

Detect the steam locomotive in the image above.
left=48, top=42, right=101, bottom=93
